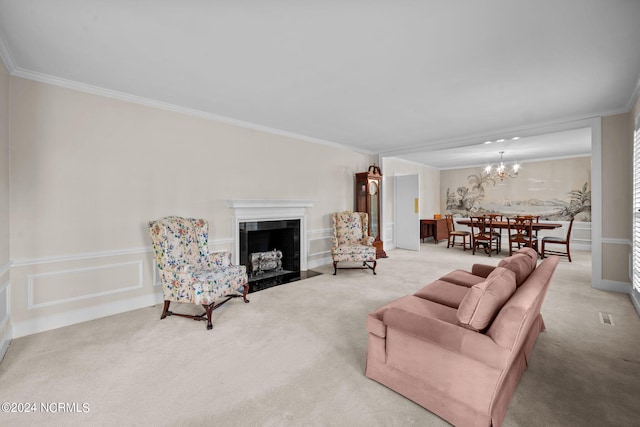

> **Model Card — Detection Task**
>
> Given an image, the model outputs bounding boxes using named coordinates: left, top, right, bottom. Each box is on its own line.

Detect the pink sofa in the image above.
left=365, top=248, right=559, bottom=427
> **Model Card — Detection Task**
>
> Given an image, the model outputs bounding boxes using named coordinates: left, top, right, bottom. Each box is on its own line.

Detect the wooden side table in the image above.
left=420, top=219, right=449, bottom=244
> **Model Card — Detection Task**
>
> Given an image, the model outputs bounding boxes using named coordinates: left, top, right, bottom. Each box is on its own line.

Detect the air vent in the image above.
left=599, top=312, right=615, bottom=326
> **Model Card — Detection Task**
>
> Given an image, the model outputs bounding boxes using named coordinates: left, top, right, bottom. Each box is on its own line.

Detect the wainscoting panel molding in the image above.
left=0, top=280, right=11, bottom=362
left=307, top=228, right=332, bottom=270
left=27, top=261, right=144, bottom=310
left=9, top=227, right=337, bottom=337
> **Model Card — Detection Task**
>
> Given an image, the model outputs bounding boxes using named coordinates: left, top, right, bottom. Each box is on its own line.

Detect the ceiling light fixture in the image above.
left=484, top=151, right=520, bottom=181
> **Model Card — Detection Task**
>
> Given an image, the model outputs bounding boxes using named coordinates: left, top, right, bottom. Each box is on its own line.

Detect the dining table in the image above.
left=455, top=219, right=564, bottom=231
left=455, top=218, right=564, bottom=255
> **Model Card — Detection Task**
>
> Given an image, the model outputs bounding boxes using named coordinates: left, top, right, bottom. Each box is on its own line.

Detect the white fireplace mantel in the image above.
left=226, top=200, right=314, bottom=270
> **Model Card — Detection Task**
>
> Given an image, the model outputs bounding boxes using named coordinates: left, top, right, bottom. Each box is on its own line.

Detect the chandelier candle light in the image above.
left=484, top=151, right=520, bottom=181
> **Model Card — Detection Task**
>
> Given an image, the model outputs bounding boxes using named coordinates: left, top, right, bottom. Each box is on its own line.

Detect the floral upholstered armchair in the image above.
left=331, top=211, right=377, bottom=275
left=148, top=216, right=249, bottom=330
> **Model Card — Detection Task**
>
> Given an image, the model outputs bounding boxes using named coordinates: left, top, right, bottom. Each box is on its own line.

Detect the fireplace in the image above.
left=240, top=219, right=300, bottom=276
left=227, top=199, right=320, bottom=293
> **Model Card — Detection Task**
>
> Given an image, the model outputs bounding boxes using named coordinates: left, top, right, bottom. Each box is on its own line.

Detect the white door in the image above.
left=395, top=174, right=420, bottom=251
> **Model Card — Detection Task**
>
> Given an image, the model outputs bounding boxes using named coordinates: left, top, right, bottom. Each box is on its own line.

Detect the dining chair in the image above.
left=470, top=216, right=500, bottom=256
left=523, top=214, right=541, bottom=238
left=486, top=213, right=503, bottom=252
left=507, top=216, right=538, bottom=255
left=541, top=217, right=574, bottom=262
left=445, top=214, right=471, bottom=250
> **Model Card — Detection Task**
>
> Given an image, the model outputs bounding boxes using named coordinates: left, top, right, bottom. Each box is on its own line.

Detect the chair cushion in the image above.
left=542, top=236, right=566, bottom=243
left=331, top=244, right=376, bottom=262
left=498, top=252, right=536, bottom=287
left=457, top=267, right=516, bottom=331
left=414, top=280, right=470, bottom=309
left=439, top=269, right=486, bottom=288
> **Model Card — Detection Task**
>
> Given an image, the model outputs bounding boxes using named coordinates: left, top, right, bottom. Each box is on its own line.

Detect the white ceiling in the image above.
left=0, top=1, right=638, bottom=167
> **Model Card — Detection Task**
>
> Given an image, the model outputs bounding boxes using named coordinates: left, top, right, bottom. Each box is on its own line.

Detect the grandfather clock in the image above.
left=355, top=165, right=387, bottom=258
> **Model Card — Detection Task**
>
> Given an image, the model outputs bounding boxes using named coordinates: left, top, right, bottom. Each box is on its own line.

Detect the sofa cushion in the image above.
left=498, top=253, right=536, bottom=287
left=368, top=295, right=460, bottom=337
left=414, top=280, right=470, bottom=309
left=457, top=267, right=517, bottom=331
left=439, top=269, right=487, bottom=288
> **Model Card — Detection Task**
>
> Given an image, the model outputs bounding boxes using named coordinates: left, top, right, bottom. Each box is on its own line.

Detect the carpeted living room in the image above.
left=2, top=2, right=640, bottom=427
left=1, top=244, right=640, bottom=426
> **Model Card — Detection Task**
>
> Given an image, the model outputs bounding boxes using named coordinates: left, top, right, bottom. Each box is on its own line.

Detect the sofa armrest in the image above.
left=471, top=264, right=496, bottom=278
left=383, top=307, right=510, bottom=370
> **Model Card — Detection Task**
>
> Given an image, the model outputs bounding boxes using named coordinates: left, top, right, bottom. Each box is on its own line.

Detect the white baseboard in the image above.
left=593, top=279, right=632, bottom=294
left=630, top=289, right=640, bottom=316
left=0, top=323, right=12, bottom=362
left=307, top=255, right=332, bottom=270
left=12, top=292, right=163, bottom=338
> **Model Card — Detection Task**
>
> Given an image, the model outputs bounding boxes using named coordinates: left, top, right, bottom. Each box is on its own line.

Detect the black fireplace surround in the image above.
left=239, top=219, right=318, bottom=292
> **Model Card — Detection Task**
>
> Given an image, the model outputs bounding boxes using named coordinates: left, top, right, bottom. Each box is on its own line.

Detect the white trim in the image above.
left=380, top=117, right=610, bottom=157
left=0, top=261, right=11, bottom=277
left=590, top=117, right=603, bottom=291
left=10, top=67, right=374, bottom=156
left=27, top=260, right=144, bottom=310
left=12, top=292, right=163, bottom=338
left=0, top=280, right=11, bottom=362
left=226, top=200, right=314, bottom=271
left=226, top=199, right=315, bottom=209
left=631, top=289, right=640, bottom=314
left=601, top=238, right=633, bottom=246
left=307, top=228, right=332, bottom=240
left=0, top=29, right=16, bottom=73
left=12, top=247, right=151, bottom=267
left=626, top=70, right=640, bottom=112
left=0, top=323, right=11, bottom=363
left=307, top=255, right=332, bottom=270
left=0, top=280, right=9, bottom=332
left=594, top=279, right=632, bottom=294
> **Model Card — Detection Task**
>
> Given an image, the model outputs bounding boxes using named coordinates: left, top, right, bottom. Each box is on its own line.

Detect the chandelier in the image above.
left=484, top=151, right=520, bottom=181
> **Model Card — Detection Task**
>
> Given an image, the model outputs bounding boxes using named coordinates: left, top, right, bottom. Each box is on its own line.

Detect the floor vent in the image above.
left=599, top=312, right=615, bottom=326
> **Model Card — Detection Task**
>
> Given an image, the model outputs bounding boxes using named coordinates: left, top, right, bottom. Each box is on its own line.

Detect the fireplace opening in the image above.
left=239, top=219, right=318, bottom=292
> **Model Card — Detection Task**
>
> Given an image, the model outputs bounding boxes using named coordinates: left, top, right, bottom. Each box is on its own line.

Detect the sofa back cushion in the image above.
left=457, top=267, right=517, bottom=331
left=497, top=250, right=537, bottom=287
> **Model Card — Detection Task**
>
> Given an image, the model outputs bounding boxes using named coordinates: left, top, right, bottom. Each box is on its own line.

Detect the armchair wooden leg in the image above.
left=242, top=284, right=250, bottom=303
left=333, top=261, right=338, bottom=275
left=160, top=300, right=171, bottom=319
left=203, top=303, right=214, bottom=330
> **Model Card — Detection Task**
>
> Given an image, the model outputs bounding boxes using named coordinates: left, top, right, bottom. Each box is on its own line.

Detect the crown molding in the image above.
left=379, top=115, right=614, bottom=158
left=626, top=69, right=640, bottom=112
left=9, top=67, right=374, bottom=156
left=0, top=29, right=16, bottom=73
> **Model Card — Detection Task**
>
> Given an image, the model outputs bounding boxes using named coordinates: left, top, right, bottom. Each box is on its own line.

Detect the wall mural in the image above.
left=441, top=156, right=591, bottom=221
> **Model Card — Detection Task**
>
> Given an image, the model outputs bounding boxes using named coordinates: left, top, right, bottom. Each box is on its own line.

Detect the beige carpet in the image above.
left=1, top=244, right=639, bottom=426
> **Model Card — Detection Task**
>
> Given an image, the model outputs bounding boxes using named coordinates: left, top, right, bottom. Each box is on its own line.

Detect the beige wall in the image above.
left=381, top=157, right=440, bottom=247
left=0, top=58, right=10, bottom=345
left=601, top=113, right=633, bottom=284
left=8, top=77, right=371, bottom=335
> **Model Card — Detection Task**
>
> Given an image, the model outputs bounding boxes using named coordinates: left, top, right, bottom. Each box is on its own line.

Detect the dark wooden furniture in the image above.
left=541, top=217, right=574, bottom=262
left=444, top=214, right=471, bottom=250
left=456, top=219, right=563, bottom=231
left=507, top=216, right=538, bottom=255
left=355, top=166, right=387, bottom=258
left=470, top=216, right=500, bottom=256
left=420, top=218, right=449, bottom=244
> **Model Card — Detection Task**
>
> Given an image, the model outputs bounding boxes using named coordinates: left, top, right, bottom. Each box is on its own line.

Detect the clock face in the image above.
left=369, top=180, right=378, bottom=196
